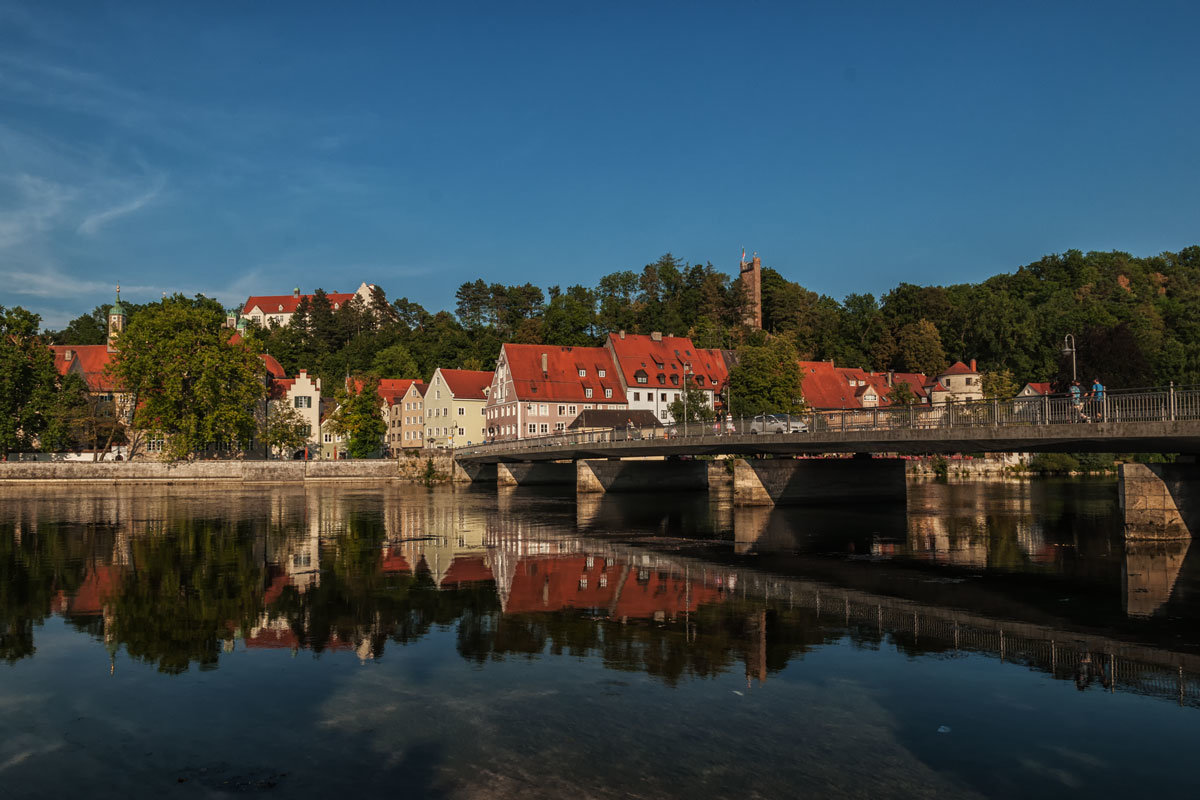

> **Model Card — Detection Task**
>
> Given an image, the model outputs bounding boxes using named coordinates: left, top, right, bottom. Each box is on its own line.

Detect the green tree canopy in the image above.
left=328, top=378, right=386, bottom=458
left=895, top=319, right=947, bottom=376
left=728, top=338, right=806, bottom=417
left=109, top=297, right=266, bottom=460
left=0, top=306, right=61, bottom=456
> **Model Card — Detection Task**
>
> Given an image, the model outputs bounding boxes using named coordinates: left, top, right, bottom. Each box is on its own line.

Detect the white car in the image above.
left=749, top=414, right=808, bottom=434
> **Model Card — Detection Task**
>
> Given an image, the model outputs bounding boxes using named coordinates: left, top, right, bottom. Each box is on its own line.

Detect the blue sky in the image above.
left=1, top=1, right=1197, bottom=328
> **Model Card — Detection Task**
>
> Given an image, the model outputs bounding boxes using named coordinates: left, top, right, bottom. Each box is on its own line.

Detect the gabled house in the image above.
left=395, top=381, right=428, bottom=451
left=424, top=368, right=493, bottom=449
left=935, top=360, right=983, bottom=402
left=485, top=344, right=626, bottom=441
left=240, top=282, right=378, bottom=328
left=604, top=331, right=728, bottom=423
left=266, top=369, right=321, bottom=458
left=1018, top=382, right=1053, bottom=398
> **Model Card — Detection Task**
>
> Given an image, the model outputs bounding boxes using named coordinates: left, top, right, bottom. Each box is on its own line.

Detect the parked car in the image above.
left=749, top=414, right=808, bottom=434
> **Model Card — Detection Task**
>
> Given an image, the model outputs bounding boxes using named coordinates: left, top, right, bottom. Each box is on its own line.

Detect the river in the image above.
left=2, top=479, right=1198, bottom=798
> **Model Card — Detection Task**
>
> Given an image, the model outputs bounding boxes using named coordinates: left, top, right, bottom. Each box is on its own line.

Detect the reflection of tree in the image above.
left=0, top=522, right=97, bottom=663
left=108, top=521, right=266, bottom=674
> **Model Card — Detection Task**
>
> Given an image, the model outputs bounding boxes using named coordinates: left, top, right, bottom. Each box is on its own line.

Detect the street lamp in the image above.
left=683, top=364, right=691, bottom=438
left=1062, top=334, right=1077, bottom=383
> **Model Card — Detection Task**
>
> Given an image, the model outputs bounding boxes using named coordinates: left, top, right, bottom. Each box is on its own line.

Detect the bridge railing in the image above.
left=455, top=384, right=1200, bottom=457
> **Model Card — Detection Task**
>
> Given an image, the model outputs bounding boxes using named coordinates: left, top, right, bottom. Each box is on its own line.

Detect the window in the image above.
left=598, top=369, right=606, bottom=377
left=585, top=387, right=593, bottom=398
left=557, top=405, right=566, bottom=415
left=673, top=393, right=679, bottom=401
left=539, top=423, right=548, bottom=434
left=660, top=393, right=667, bottom=402
left=636, top=375, right=648, bottom=384
left=294, top=396, right=311, bottom=409
left=578, top=368, right=586, bottom=377
left=555, top=421, right=565, bottom=431
left=568, top=405, right=576, bottom=414
left=302, top=424, right=312, bottom=436
left=324, top=433, right=332, bottom=443
left=458, top=428, right=464, bottom=436
left=604, top=388, right=612, bottom=399
left=527, top=403, right=536, bottom=414
left=633, top=392, right=639, bottom=401
left=147, top=436, right=164, bottom=452
left=527, top=423, right=537, bottom=434
left=458, top=407, right=465, bottom=416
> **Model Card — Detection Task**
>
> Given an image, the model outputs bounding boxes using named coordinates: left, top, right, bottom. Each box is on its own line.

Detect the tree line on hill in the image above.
left=50, top=247, right=1200, bottom=396
left=4, top=244, right=1196, bottom=458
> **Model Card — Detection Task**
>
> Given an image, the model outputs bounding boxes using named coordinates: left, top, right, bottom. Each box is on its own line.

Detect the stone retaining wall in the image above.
left=0, top=453, right=458, bottom=484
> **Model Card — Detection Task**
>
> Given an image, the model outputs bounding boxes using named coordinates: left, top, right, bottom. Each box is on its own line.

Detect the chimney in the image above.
left=619, top=330, right=625, bottom=339
left=887, top=370, right=894, bottom=387
left=541, top=352, right=548, bottom=376
left=970, top=359, right=976, bottom=371
left=293, top=287, right=300, bottom=298
left=650, top=331, right=662, bottom=342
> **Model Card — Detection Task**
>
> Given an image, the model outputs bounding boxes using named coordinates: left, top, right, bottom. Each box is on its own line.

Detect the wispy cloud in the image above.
left=77, top=172, right=166, bottom=235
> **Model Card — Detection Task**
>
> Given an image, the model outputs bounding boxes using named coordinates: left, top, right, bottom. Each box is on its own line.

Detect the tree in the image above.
left=39, top=372, right=90, bottom=453
left=887, top=383, right=920, bottom=406
left=981, top=369, right=1020, bottom=399
left=109, top=298, right=265, bottom=460
left=371, top=343, right=419, bottom=379
left=895, top=319, right=947, bottom=376
left=0, top=306, right=61, bottom=457
left=328, top=378, right=386, bottom=458
left=262, top=403, right=310, bottom=458
left=727, top=338, right=806, bottom=417
left=666, top=383, right=715, bottom=425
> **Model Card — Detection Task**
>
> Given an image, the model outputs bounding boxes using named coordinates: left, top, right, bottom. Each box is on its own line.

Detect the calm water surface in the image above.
left=2, top=479, right=1198, bottom=798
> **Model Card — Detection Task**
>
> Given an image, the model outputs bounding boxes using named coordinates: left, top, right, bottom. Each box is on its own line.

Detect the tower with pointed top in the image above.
left=107, top=286, right=126, bottom=353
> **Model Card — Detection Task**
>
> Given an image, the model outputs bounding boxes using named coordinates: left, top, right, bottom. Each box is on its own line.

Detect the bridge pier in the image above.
left=497, top=461, right=575, bottom=487
left=576, top=458, right=711, bottom=494
left=732, top=457, right=907, bottom=506
left=452, top=460, right=497, bottom=483
left=1119, top=462, right=1200, bottom=539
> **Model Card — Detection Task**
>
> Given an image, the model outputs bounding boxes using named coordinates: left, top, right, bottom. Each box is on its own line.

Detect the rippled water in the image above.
left=2, top=479, right=1198, bottom=798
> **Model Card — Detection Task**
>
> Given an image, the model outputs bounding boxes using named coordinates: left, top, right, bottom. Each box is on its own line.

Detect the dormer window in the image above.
left=598, top=369, right=606, bottom=378
left=604, top=388, right=612, bottom=399
left=585, top=387, right=593, bottom=399
left=578, top=368, right=586, bottom=377
left=277, top=304, right=283, bottom=311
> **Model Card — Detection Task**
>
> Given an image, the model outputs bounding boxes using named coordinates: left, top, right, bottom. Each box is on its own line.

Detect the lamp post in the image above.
left=1062, top=334, right=1077, bottom=383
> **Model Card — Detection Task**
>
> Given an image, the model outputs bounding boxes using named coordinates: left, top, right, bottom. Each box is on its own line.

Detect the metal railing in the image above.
left=456, top=384, right=1200, bottom=458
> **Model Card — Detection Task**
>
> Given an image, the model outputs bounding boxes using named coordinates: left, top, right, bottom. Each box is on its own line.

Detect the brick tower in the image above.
left=740, top=253, right=762, bottom=330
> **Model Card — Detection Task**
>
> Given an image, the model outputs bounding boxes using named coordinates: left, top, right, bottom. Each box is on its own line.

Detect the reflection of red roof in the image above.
left=49, top=345, right=120, bottom=392
left=606, top=333, right=728, bottom=394
left=442, top=556, right=494, bottom=586
left=380, top=549, right=411, bottom=574
left=65, top=565, right=121, bottom=616
left=243, top=628, right=356, bottom=652
left=499, top=344, right=627, bottom=404
left=242, top=292, right=355, bottom=316
left=263, top=568, right=292, bottom=605
left=503, top=556, right=722, bottom=618
left=437, top=369, right=494, bottom=400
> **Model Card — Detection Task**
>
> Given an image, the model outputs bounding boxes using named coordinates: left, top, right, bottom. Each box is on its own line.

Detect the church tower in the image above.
left=107, top=286, right=126, bottom=353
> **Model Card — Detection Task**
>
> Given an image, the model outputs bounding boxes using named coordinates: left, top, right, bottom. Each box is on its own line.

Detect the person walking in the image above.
left=1069, top=380, right=1089, bottom=422
left=1090, top=377, right=1106, bottom=421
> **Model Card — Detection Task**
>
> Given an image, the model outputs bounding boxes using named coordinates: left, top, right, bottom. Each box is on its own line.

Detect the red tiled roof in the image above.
left=499, top=344, right=627, bottom=404
left=388, top=381, right=428, bottom=406
left=940, top=360, right=976, bottom=376
left=606, top=333, right=728, bottom=394
left=1022, top=382, right=1052, bottom=396
left=49, top=345, right=119, bottom=392
left=242, top=292, right=355, bottom=316
left=268, top=378, right=295, bottom=400
left=437, top=369, right=494, bottom=400
left=377, top=379, right=418, bottom=405
left=260, top=354, right=286, bottom=379
left=798, top=361, right=931, bottom=410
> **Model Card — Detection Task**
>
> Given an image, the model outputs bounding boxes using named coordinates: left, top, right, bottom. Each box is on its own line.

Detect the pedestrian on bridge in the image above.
left=1090, top=377, right=1106, bottom=421
left=1069, top=380, right=1090, bottom=422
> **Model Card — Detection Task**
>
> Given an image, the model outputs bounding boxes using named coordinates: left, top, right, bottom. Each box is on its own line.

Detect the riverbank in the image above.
left=0, top=453, right=458, bottom=484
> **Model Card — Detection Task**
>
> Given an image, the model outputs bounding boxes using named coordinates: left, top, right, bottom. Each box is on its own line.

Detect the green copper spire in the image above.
left=110, top=284, right=126, bottom=317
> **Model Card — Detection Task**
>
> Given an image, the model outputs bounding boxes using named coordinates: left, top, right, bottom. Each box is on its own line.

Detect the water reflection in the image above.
left=2, top=482, right=1199, bottom=701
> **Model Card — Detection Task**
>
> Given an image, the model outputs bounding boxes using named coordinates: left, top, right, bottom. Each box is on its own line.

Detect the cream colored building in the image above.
left=394, top=381, right=428, bottom=450
left=240, top=282, right=378, bottom=328
left=268, top=369, right=322, bottom=458
left=423, top=368, right=493, bottom=449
